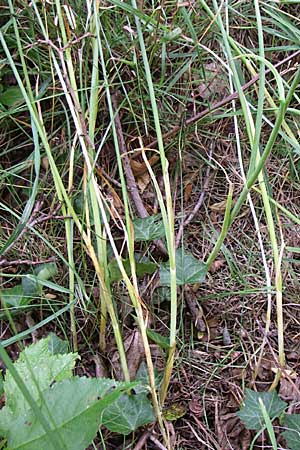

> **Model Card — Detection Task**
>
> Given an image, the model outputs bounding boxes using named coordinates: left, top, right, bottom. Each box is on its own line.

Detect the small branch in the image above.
left=175, top=145, right=214, bottom=248
left=0, top=256, right=57, bottom=267
left=112, top=93, right=149, bottom=219
left=148, top=50, right=300, bottom=149
left=112, top=94, right=167, bottom=255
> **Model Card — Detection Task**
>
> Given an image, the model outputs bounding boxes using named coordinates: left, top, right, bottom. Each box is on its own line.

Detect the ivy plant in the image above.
left=238, top=388, right=300, bottom=450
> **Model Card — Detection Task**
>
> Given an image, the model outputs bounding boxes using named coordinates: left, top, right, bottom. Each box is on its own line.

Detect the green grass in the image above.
left=1, top=0, right=300, bottom=448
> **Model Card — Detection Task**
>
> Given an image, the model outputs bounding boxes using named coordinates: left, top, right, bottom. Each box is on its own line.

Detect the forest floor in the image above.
left=1, top=1, right=300, bottom=449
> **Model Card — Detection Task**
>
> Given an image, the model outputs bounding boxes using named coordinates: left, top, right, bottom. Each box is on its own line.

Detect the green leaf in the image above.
left=102, top=392, right=155, bottom=435
left=108, top=258, right=157, bottom=282
left=162, top=27, right=182, bottom=42
left=237, top=389, right=287, bottom=430
left=34, top=263, right=57, bottom=281
left=0, top=264, right=58, bottom=308
left=6, top=377, right=131, bottom=450
left=133, top=215, right=165, bottom=242
left=0, top=284, right=25, bottom=307
left=47, top=333, right=69, bottom=355
left=134, top=361, right=163, bottom=394
left=160, top=248, right=207, bottom=286
left=2, top=337, right=78, bottom=416
left=282, top=414, right=300, bottom=450
left=146, top=329, right=170, bottom=350
left=0, top=86, right=24, bottom=107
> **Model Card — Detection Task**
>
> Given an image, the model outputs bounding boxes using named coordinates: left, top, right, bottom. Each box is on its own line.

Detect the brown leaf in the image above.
left=279, top=376, right=300, bottom=402
left=184, top=183, right=193, bottom=203
left=130, top=154, right=159, bottom=177
left=209, top=259, right=226, bottom=273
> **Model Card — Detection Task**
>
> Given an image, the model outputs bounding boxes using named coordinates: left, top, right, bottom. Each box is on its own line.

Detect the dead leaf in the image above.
left=209, top=199, right=228, bottom=211
left=184, top=183, right=193, bottom=203
left=209, top=259, right=226, bottom=273
left=126, top=329, right=144, bottom=380
left=130, top=154, right=159, bottom=177
left=189, top=397, right=204, bottom=416
left=279, top=376, right=300, bottom=402
left=137, top=172, right=150, bottom=194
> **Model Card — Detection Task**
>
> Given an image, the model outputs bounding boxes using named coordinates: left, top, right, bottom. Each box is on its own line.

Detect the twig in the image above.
left=0, top=256, right=57, bottom=267
left=149, top=434, right=168, bottom=450
left=148, top=50, right=300, bottom=149
left=112, top=93, right=167, bottom=255
left=112, top=93, right=149, bottom=219
left=175, top=145, right=214, bottom=248
left=133, top=430, right=151, bottom=450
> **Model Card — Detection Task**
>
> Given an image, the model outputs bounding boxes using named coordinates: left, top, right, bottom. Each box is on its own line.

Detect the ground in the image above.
left=1, top=1, right=300, bottom=449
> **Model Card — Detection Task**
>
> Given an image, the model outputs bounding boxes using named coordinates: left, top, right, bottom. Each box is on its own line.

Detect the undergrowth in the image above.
left=1, top=0, right=300, bottom=449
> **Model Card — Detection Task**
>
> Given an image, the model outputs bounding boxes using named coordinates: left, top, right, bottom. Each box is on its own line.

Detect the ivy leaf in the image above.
left=160, top=248, right=207, bottom=286
left=0, top=284, right=25, bottom=307
left=108, top=258, right=157, bottom=282
left=134, top=361, right=163, bottom=394
left=282, top=414, right=300, bottom=450
left=133, top=215, right=165, bottom=242
left=102, top=392, right=155, bottom=435
left=237, top=389, right=287, bottom=430
left=6, top=377, right=131, bottom=450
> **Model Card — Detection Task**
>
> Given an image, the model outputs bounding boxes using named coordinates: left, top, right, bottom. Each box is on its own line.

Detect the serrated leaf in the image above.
left=102, top=392, right=155, bottom=435
left=237, top=389, right=287, bottom=430
left=47, top=333, right=69, bottom=355
left=108, top=258, right=157, bottom=282
left=146, top=329, right=170, bottom=350
left=3, top=337, right=78, bottom=416
left=160, top=248, right=207, bottom=286
left=7, top=377, right=131, bottom=450
left=134, top=361, right=163, bottom=394
left=282, top=414, right=300, bottom=450
left=133, top=215, right=165, bottom=242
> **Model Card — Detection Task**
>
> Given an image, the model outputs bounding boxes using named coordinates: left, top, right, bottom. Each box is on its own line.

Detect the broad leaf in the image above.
left=0, top=263, right=58, bottom=308
left=237, top=389, right=287, bottom=430
left=3, top=337, right=78, bottom=415
left=34, top=263, right=57, bottom=281
left=0, top=86, right=24, bottom=107
left=282, top=414, right=300, bottom=450
left=0, top=284, right=25, bottom=307
left=7, top=377, right=131, bottom=450
left=102, top=392, right=155, bottom=435
left=47, top=333, right=69, bottom=355
left=108, top=258, right=157, bottom=282
left=133, top=215, right=165, bottom=242
left=160, top=248, right=207, bottom=286
left=135, top=361, right=163, bottom=394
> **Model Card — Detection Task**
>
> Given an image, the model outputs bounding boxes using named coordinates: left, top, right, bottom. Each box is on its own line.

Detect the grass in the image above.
left=1, top=0, right=300, bottom=448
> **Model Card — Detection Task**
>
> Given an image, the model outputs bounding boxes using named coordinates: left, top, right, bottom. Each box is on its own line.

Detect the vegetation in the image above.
left=1, top=0, right=300, bottom=448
